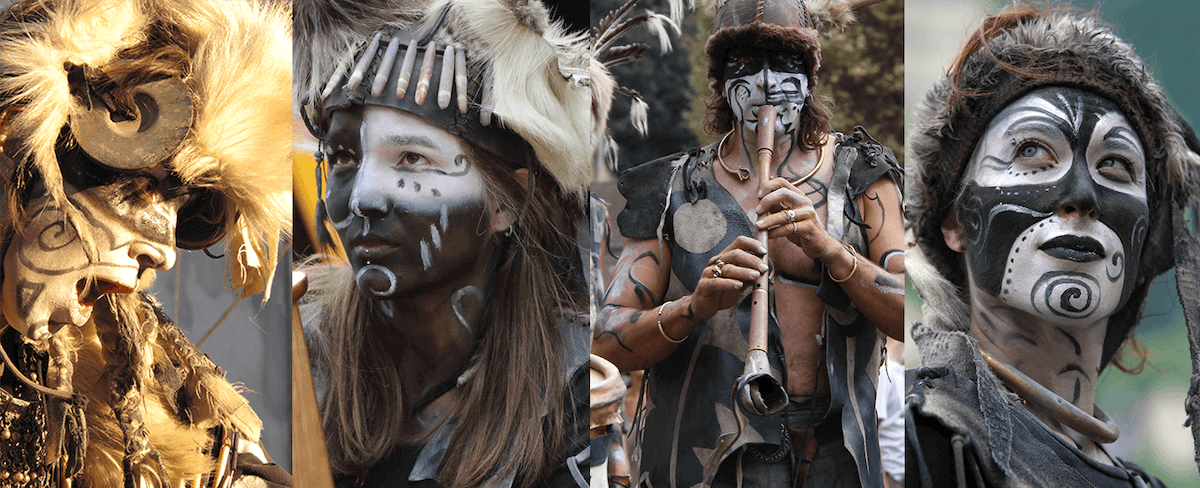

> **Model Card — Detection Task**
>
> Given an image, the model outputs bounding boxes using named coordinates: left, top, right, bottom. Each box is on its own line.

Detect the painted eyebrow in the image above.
left=387, top=134, right=438, bottom=148
left=1002, top=114, right=1064, bottom=138
left=1100, top=126, right=1140, bottom=151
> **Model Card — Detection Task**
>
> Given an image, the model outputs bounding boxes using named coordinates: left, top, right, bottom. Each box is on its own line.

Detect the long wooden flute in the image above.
left=735, top=105, right=788, bottom=416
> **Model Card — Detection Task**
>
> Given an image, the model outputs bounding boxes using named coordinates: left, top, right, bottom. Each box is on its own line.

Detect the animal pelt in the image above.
left=433, top=0, right=596, bottom=194
left=0, top=0, right=292, bottom=300
left=905, top=11, right=1200, bottom=360
left=292, top=0, right=417, bottom=108
left=61, top=293, right=262, bottom=487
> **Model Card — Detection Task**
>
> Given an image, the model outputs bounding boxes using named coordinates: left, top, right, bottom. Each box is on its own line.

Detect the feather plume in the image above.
left=630, top=95, right=649, bottom=135
left=807, top=0, right=856, bottom=34
left=601, top=43, right=650, bottom=68
left=644, top=10, right=680, bottom=54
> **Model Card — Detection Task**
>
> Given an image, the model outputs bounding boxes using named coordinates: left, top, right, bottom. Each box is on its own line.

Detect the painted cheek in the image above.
left=961, top=173, right=1147, bottom=307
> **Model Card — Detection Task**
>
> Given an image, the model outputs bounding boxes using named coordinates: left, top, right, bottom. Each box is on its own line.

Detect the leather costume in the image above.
left=906, top=324, right=1166, bottom=488
left=617, top=127, right=900, bottom=487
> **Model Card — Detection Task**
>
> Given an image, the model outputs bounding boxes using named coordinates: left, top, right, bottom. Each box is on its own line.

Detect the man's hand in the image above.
left=692, top=235, right=769, bottom=320
left=753, top=177, right=840, bottom=260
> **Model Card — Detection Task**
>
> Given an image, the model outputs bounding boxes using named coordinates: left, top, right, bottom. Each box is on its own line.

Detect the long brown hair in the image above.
left=304, top=140, right=586, bottom=487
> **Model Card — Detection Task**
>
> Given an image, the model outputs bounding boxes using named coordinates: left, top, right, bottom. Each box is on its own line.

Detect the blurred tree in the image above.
left=593, top=0, right=700, bottom=175
left=817, top=0, right=904, bottom=166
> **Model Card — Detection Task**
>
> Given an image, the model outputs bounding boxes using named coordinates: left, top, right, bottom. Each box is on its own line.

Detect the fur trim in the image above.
left=292, top=0, right=415, bottom=107
left=68, top=294, right=261, bottom=486
left=0, top=0, right=292, bottom=300
left=433, top=0, right=596, bottom=194
left=806, top=0, right=856, bottom=33
left=906, top=11, right=1200, bottom=364
left=705, top=22, right=822, bottom=86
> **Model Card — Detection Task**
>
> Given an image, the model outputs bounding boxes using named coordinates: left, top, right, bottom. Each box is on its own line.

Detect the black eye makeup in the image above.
left=723, top=49, right=807, bottom=79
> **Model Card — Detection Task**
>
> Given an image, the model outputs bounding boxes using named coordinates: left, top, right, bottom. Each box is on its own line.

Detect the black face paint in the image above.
left=960, top=88, right=1149, bottom=314
left=724, top=48, right=807, bottom=79
left=322, top=106, right=494, bottom=300
left=724, top=55, right=808, bottom=135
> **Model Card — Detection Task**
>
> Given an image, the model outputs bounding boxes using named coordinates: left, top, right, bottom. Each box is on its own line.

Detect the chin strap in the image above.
left=1173, top=202, right=1200, bottom=476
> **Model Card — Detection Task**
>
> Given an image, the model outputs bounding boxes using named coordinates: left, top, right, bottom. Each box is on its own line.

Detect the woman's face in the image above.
left=955, top=87, right=1149, bottom=324
left=322, top=106, right=495, bottom=299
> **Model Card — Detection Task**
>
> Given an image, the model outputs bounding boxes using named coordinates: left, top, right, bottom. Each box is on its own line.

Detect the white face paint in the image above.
left=323, top=106, right=493, bottom=299
left=725, top=69, right=808, bottom=136
left=959, top=87, right=1148, bottom=324
left=2, top=171, right=184, bottom=340
left=723, top=49, right=810, bottom=136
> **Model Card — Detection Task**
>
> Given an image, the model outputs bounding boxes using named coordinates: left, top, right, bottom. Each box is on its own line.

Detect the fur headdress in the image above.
left=905, top=8, right=1200, bottom=470
left=702, top=0, right=856, bottom=89
left=0, top=0, right=292, bottom=299
left=298, top=0, right=612, bottom=197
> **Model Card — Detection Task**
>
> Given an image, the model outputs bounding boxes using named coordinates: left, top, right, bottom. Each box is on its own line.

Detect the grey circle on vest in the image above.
left=674, top=199, right=727, bottom=254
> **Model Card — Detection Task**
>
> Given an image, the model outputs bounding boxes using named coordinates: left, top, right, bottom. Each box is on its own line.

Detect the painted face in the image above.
left=958, top=87, right=1148, bottom=323
left=323, top=105, right=493, bottom=300
left=723, top=48, right=809, bottom=135
left=2, top=158, right=188, bottom=340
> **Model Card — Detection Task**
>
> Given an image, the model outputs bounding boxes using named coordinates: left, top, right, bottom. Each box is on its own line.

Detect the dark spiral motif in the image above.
left=1031, top=271, right=1100, bottom=319
left=36, top=218, right=78, bottom=252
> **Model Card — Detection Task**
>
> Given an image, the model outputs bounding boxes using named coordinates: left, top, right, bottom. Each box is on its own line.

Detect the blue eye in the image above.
left=1014, top=141, right=1053, bottom=163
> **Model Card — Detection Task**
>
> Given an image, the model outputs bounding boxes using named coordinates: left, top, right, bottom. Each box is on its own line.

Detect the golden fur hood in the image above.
left=0, top=0, right=292, bottom=299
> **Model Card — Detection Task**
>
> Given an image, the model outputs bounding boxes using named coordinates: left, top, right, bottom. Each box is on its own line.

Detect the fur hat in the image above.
left=297, top=0, right=612, bottom=197
left=906, top=9, right=1200, bottom=368
left=0, top=0, right=293, bottom=299
left=701, top=0, right=854, bottom=132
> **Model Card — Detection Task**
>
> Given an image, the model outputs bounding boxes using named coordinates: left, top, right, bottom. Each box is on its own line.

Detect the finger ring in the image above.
left=785, top=209, right=796, bottom=222
left=713, top=259, right=726, bottom=278
left=791, top=222, right=798, bottom=235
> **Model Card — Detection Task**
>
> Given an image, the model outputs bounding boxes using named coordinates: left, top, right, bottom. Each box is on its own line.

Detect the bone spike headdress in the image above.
left=298, top=0, right=612, bottom=198
left=0, top=0, right=293, bottom=300
left=904, top=8, right=1200, bottom=472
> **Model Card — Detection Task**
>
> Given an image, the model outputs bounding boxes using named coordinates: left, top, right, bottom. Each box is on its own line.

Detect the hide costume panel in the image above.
left=906, top=325, right=1165, bottom=488
left=616, top=129, right=900, bottom=487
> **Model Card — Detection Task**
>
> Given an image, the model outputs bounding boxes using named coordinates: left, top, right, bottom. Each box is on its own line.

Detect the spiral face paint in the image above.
left=723, top=48, right=808, bottom=135
left=960, top=87, right=1148, bottom=323
left=323, top=106, right=493, bottom=300
left=1, top=159, right=188, bottom=340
